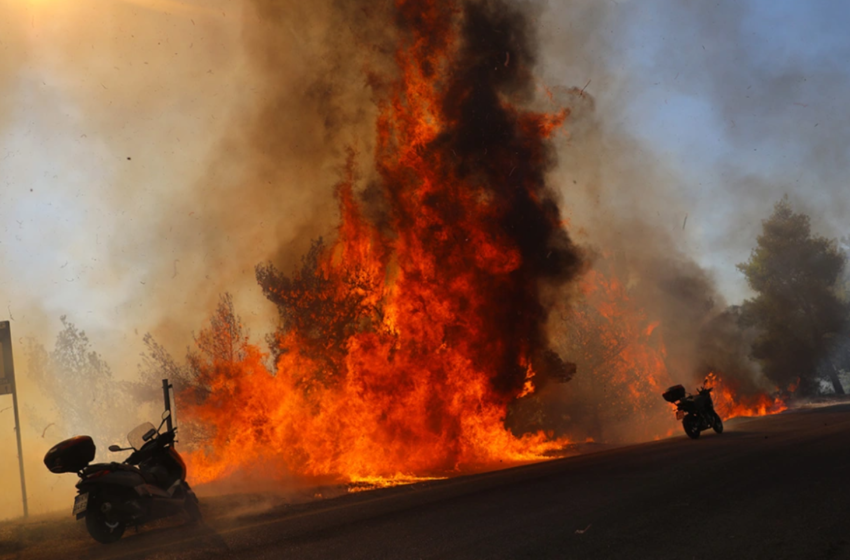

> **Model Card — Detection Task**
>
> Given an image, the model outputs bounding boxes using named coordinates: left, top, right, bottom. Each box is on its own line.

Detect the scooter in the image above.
left=44, top=382, right=201, bottom=543
left=662, top=384, right=724, bottom=439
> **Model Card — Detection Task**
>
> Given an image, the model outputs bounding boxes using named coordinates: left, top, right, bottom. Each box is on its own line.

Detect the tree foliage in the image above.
left=185, top=293, right=249, bottom=396
left=26, top=316, right=127, bottom=446
left=136, top=293, right=247, bottom=400
left=255, top=238, right=380, bottom=385
left=541, top=269, right=673, bottom=442
left=737, top=197, right=849, bottom=395
left=131, top=333, right=192, bottom=404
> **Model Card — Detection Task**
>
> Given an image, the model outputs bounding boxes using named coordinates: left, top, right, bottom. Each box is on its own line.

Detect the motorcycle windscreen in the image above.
left=128, top=422, right=157, bottom=450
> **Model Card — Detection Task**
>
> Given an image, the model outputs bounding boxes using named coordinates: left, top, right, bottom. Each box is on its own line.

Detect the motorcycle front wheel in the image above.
left=712, top=412, right=724, bottom=434
left=85, top=505, right=126, bottom=544
left=682, top=416, right=700, bottom=439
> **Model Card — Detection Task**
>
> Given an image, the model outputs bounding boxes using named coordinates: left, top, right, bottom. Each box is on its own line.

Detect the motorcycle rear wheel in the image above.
left=712, top=412, right=724, bottom=434
left=682, top=416, right=700, bottom=439
left=85, top=506, right=126, bottom=544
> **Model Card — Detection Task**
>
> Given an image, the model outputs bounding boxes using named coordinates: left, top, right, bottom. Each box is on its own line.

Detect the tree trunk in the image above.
left=826, top=365, right=845, bottom=395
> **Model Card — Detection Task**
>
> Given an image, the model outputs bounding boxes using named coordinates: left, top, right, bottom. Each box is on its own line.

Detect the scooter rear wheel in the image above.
left=683, top=416, right=700, bottom=439
left=85, top=505, right=126, bottom=544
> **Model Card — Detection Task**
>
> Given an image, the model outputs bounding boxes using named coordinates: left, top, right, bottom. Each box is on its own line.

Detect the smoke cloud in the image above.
left=2, top=0, right=842, bottom=516
left=593, top=1, right=850, bottom=300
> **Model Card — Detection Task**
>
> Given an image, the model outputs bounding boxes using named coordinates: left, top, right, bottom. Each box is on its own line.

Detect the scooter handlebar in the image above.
left=125, top=429, right=177, bottom=465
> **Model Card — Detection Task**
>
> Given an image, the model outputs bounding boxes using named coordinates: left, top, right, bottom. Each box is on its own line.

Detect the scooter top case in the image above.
left=662, top=384, right=686, bottom=403
left=44, top=436, right=96, bottom=474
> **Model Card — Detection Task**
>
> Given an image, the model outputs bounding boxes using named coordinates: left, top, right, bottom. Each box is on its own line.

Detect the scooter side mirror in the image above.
left=108, top=444, right=122, bottom=452
left=157, top=409, right=172, bottom=432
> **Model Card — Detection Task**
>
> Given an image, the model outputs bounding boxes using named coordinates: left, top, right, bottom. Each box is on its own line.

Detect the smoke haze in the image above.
left=1, top=0, right=847, bottom=518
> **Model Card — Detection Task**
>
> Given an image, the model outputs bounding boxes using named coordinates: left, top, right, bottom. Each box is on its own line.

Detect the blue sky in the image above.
left=605, top=0, right=850, bottom=301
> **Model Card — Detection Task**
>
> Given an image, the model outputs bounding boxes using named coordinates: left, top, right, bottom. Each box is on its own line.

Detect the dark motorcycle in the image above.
left=662, top=384, right=724, bottom=439
left=43, top=385, right=201, bottom=544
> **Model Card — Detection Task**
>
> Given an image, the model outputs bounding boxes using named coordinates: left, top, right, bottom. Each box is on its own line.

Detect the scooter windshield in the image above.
left=128, top=422, right=157, bottom=451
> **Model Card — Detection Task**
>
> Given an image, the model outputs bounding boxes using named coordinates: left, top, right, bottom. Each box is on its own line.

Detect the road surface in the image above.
left=2, top=403, right=849, bottom=559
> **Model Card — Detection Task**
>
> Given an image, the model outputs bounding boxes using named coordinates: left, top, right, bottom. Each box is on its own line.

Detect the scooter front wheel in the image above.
left=85, top=505, right=126, bottom=544
left=712, top=412, right=724, bottom=434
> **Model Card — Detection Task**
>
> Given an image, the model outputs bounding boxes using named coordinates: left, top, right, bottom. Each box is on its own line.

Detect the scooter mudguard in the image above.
left=78, top=470, right=147, bottom=490
left=134, top=484, right=171, bottom=499
left=134, top=484, right=191, bottom=520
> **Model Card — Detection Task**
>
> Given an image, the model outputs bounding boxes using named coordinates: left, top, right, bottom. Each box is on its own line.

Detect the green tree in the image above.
left=737, top=197, right=849, bottom=395
left=833, top=237, right=850, bottom=387
left=839, top=236, right=850, bottom=301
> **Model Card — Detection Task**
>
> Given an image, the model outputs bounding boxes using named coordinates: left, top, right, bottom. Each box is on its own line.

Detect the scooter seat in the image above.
left=81, top=462, right=157, bottom=485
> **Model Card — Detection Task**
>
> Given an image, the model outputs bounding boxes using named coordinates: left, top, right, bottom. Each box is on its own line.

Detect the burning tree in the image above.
left=256, top=237, right=382, bottom=388
left=738, top=197, right=849, bottom=395
left=548, top=267, right=675, bottom=442
left=169, top=0, right=588, bottom=484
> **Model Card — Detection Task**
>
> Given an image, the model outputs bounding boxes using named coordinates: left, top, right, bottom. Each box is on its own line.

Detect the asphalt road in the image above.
left=3, top=403, right=849, bottom=560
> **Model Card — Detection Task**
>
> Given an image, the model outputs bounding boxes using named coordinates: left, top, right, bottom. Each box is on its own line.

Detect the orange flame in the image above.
left=703, top=372, right=788, bottom=419
left=517, top=363, right=537, bottom=399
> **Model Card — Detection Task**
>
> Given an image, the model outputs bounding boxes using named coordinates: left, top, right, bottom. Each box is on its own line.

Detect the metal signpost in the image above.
left=0, top=321, right=28, bottom=518
left=162, top=378, right=174, bottom=434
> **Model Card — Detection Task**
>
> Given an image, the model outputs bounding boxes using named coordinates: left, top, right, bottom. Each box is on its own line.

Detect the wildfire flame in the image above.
left=180, top=0, right=582, bottom=485
left=703, top=372, right=788, bottom=419
left=347, top=474, right=447, bottom=493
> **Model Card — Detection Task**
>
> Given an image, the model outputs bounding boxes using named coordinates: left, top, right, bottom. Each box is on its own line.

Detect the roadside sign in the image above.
left=0, top=322, right=12, bottom=395
left=0, top=320, right=27, bottom=517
